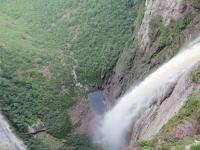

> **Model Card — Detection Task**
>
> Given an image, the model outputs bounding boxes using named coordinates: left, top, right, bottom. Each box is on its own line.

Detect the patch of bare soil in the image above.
left=69, top=99, right=95, bottom=134
left=166, top=119, right=199, bottom=139
left=42, top=65, right=52, bottom=80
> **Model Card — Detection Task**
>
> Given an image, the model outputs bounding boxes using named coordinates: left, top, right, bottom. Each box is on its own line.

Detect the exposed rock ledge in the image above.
left=130, top=65, right=199, bottom=143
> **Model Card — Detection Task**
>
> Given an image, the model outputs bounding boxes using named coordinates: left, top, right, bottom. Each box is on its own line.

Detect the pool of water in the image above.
left=88, top=91, right=105, bottom=115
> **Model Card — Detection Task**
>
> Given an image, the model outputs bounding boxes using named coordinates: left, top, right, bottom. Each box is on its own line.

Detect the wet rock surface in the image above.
left=131, top=66, right=196, bottom=142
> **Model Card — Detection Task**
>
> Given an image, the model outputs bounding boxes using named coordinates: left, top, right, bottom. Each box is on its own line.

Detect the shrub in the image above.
left=45, top=112, right=72, bottom=138
left=26, top=138, right=50, bottom=150
left=65, top=134, right=96, bottom=150
left=150, top=16, right=162, bottom=28
left=191, top=144, right=200, bottom=150
left=150, top=14, right=194, bottom=55
left=194, top=65, right=200, bottom=83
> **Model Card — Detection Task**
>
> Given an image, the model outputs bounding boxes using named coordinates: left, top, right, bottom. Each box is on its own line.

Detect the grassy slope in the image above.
left=0, top=0, right=135, bottom=149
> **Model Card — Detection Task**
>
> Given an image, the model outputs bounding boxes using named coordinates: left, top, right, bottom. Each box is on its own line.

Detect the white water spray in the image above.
left=0, top=114, right=26, bottom=150
left=97, top=39, right=200, bottom=150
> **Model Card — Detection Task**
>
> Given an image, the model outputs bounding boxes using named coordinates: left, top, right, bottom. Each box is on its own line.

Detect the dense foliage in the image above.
left=65, top=134, right=96, bottom=150
left=0, top=0, right=135, bottom=85
left=0, top=47, right=74, bottom=149
left=0, top=0, right=137, bottom=149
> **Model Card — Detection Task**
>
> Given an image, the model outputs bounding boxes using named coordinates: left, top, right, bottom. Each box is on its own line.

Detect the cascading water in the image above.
left=96, top=39, right=200, bottom=150
left=0, top=114, right=26, bottom=150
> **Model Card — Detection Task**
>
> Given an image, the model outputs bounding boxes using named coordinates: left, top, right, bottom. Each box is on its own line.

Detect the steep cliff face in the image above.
left=104, top=0, right=200, bottom=145
left=129, top=64, right=200, bottom=149
left=104, top=0, right=200, bottom=103
left=131, top=65, right=198, bottom=142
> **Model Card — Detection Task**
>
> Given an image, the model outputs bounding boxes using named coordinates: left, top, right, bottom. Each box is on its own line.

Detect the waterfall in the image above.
left=0, top=114, right=26, bottom=150
left=97, top=39, right=200, bottom=150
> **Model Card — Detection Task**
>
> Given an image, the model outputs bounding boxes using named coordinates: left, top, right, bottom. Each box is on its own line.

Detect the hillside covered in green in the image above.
left=0, top=0, right=140, bottom=149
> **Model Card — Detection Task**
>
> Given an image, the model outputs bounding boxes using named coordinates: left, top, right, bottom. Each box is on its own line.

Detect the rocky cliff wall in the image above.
left=104, top=0, right=200, bottom=104
left=130, top=65, right=198, bottom=143
left=103, top=0, right=200, bottom=144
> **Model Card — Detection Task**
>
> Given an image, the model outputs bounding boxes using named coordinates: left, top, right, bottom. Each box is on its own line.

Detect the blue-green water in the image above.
left=88, top=91, right=105, bottom=115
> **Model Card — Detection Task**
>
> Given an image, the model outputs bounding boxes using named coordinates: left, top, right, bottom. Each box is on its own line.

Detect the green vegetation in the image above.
left=150, top=13, right=194, bottom=59
left=0, top=0, right=136, bottom=85
left=1, top=0, right=197, bottom=149
left=0, top=51, right=74, bottom=148
left=137, top=139, right=155, bottom=148
left=65, top=134, right=96, bottom=150
left=26, top=138, right=51, bottom=150
left=115, top=0, right=146, bottom=75
left=70, top=0, right=135, bottom=84
left=194, top=65, right=200, bottom=83
left=0, top=0, right=141, bottom=149
left=191, top=144, right=200, bottom=150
